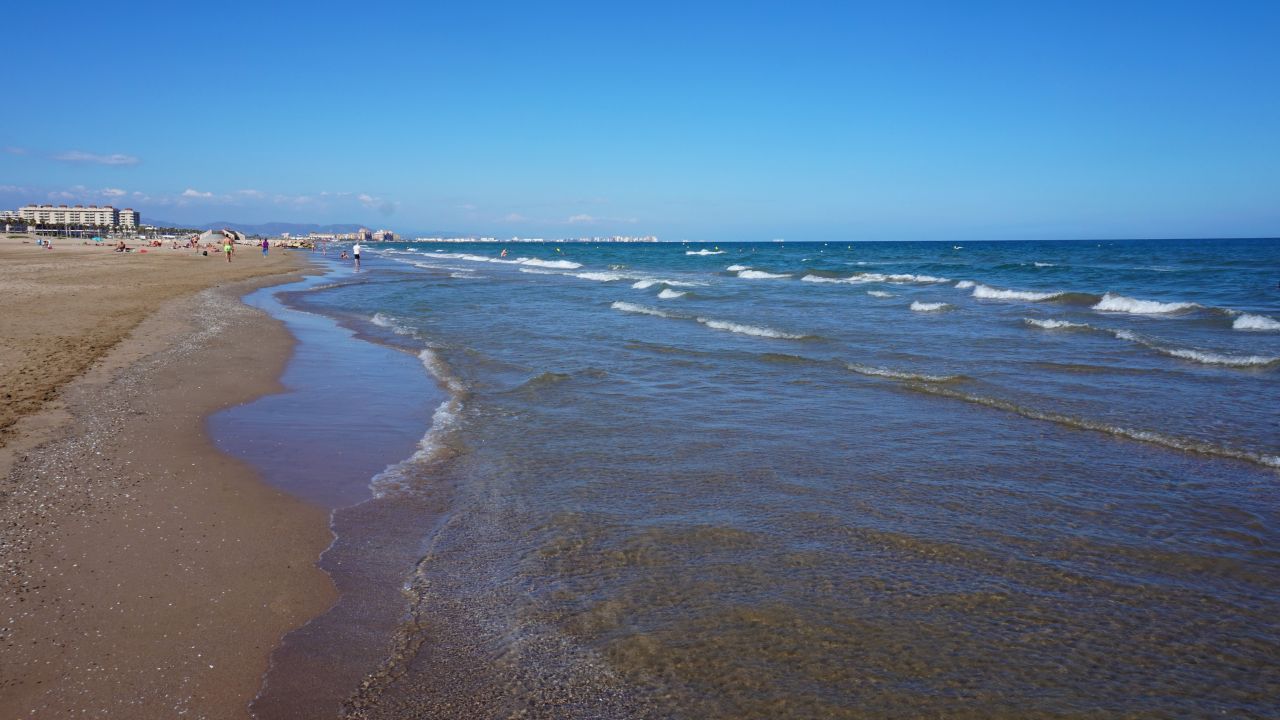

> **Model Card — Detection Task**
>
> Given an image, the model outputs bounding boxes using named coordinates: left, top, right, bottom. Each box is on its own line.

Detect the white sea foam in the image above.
left=854, top=273, right=949, bottom=284
left=914, top=384, right=1280, bottom=469
left=866, top=290, right=894, bottom=298
left=1232, top=313, right=1280, bottom=331
left=517, top=257, right=581, bottom=269
left=845, top=363, right=958, bottom=383
left=611, top=301, right=674, bottom=318
left=370, top=348, right=465, bottom=497
left=954, top=280, right=975, bottom=289
left=575, top=271, right=629, bottom=282
left=658, top=289, right=687, bottom=299
left=633, top=278, right=699, bottom=289
left=696, top=317, right=805, bottom=339
left=1110, top=329, right=1277, bottom=367
left=800, top=272, right=945, bottom=285
left=371, top=312, right=415, bottom=336
left=726, top=264, right=751, bottom=272
left=431, top=251, right=582, bottom=269
left=1024, top=318, right=1089, bottom=330
left=910, top=301, right=953, bottom=312
left=1034, top=262, right=1056, bottom=267
left=737, top=270, right=791, bottom=279
left=518, top=268, right=561, bottom=275
left=1162, top=348, right=1279, bottom=367
left=972, top=283, right=1063, bottom=302
left=686, top=249, right=724, bottom=255
left=1092, top=292, right=1199, bottom=315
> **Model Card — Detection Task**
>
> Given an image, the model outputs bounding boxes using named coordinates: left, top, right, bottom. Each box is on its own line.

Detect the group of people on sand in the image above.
left=218, top=237, right=272, bottom=262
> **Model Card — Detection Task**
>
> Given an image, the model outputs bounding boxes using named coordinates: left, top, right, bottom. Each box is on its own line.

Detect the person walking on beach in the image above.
left=352, top=242, right=362, bottom=269
left=261, top=238, right=270, bottom=257
left=223, top=238, right=234, bottom=263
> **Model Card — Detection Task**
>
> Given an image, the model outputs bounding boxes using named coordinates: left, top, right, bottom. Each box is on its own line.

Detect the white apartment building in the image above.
left=19, top=204, right=138, bottom=228
left=117, top=208, right=139, bottom=228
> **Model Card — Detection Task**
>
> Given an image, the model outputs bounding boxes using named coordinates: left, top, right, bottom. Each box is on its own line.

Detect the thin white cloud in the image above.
left=236, top=189, right=266, bottom=198
left=501, top=213, right=526, bottom=222
left=182, top=188, right=214, bottom=198
left=101, top=188, right=127, bottom=197
left=4, top=146, right=26, bottom=155
left=54, top=150, right=140, bottom=166
left=566, top=213, right=638, bottom=225
left=0, top=184, right=28, bottom=193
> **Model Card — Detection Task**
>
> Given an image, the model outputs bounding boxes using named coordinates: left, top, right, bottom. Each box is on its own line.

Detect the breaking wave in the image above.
left=845, top=363, right=962, bottom=383
left=686, top=249, right=724, bottom=255
left=867, top=290, right=894, bottom=298
left=517, top=258, right=581, bottom=269
left=696, top=317, right=806, bottom=339
left=1092, top=292, right=1199, bottom=315
left=726, top=264, right=751, bottom=272
left=737, top=270, right=792, bottom=279
left=371, top=312, right=416, bottom=336
left=610, top=301, right=674, bottom=318
left=802, top=273, right=948, bottom=285
left=658, top=289, right=687, bottom=299
left=432, top=252, right=582, bottom=270
left=1023, top=318, right=1090, bottom=331
left=1111, top=330, right=1278, bottom=368
left=612, top=300, right=807, bottom=339
left=907, top=384, right=1280, bottom=469
left=370, top=348, right=467, bottom=497
left=911, top=302, right=953, bottom=312
left=972, top=283, right=1063, bottom=302
left=632, top=278, right=700, bottom=289
left=1232, top=313, right=1280, bottom=331
left=955, top=280, right=975, bottom=289
left=575, top=271, right=630, bottom=282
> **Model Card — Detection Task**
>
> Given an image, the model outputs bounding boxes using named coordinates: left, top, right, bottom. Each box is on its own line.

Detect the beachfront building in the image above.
left=373, top=229, right=397, bottom=242
left=19, top=204, right=138, bottom=229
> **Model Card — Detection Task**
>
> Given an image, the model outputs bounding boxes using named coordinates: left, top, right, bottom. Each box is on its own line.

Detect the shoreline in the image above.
left=0, top=237, right=337, bottom=717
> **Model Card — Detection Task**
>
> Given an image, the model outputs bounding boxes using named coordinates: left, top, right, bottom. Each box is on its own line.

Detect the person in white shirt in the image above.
left=352, top=243, right=362, bottom=267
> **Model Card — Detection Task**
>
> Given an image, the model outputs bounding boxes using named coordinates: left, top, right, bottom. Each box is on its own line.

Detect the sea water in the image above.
left=239, top=239, right=1279, bottom=718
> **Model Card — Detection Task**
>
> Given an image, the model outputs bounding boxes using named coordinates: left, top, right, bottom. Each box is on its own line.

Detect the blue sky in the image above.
left=2, top=1, right=1278, bottom=240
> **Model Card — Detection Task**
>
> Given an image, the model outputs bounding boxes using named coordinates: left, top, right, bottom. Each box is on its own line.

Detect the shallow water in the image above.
left=232, top=239, right=1279, bottom=718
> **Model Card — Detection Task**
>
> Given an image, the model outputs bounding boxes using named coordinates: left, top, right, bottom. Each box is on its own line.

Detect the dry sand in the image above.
left=0, top=235, right=337, bottom=717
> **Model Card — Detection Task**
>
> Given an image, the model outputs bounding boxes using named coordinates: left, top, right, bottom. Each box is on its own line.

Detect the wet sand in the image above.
left=0, top=235, right=336, bottom=717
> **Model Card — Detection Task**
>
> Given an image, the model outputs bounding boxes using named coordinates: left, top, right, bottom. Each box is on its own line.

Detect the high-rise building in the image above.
left=18, top=204, right=138, bottom=228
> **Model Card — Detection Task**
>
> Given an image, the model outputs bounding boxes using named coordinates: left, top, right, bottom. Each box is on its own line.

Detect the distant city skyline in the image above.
left=2, top=1, right=1278, bottom=241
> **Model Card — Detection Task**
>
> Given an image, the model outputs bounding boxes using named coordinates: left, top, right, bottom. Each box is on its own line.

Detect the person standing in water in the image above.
left=352, top=242, right=362, bottom=269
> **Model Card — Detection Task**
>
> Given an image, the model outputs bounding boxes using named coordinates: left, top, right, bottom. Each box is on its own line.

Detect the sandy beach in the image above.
left=0, top=235, right=336, bottom=717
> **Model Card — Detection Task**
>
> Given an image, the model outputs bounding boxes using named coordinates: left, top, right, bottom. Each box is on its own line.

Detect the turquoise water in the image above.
left=245, top=239, right=1279, bottom=718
